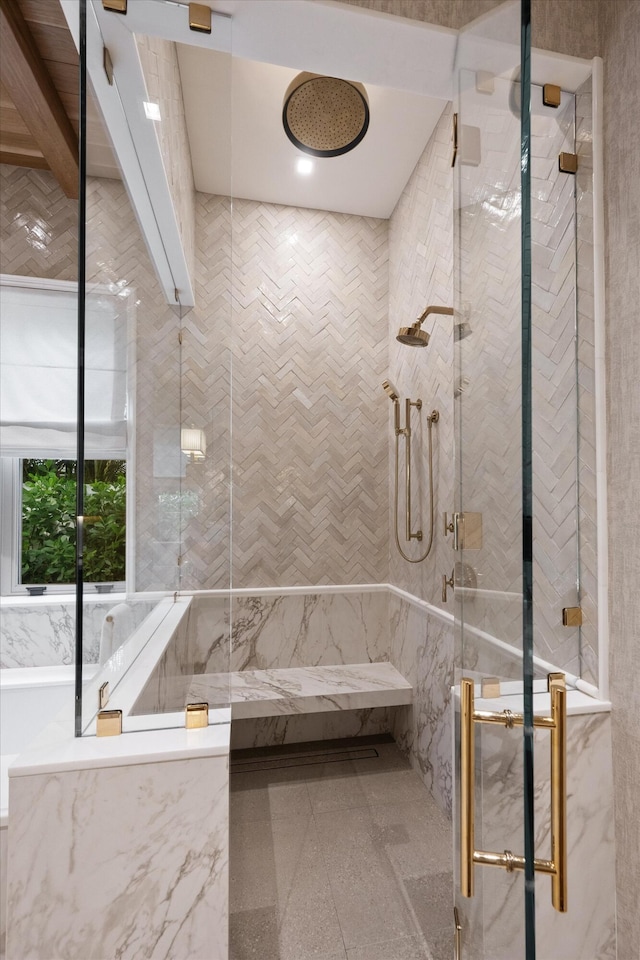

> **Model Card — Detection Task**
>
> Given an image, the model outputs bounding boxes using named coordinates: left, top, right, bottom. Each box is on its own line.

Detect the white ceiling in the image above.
left=176, top=46, right=447, bottom=219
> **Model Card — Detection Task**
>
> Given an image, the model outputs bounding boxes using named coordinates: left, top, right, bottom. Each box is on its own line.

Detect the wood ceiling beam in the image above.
left=0, top=0, right=77, bottom=197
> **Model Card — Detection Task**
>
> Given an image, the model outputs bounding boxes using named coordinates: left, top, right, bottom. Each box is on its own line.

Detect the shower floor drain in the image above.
left=230, top=737, right=390, bottom=774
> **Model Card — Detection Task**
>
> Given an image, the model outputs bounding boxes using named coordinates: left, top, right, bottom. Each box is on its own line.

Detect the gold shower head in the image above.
left=283, top=73, right=370, bottom=157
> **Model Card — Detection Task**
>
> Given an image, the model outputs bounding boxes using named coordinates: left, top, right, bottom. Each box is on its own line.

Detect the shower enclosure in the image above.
left=1, top=0, right=614, bottom=956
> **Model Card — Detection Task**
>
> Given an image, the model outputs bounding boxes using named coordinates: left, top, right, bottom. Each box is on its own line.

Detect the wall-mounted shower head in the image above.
left=396, top=323, right=430, bottom=347
left=396, top=305, right=454, bottom=348
left=382, top=379, right=400, bottom=402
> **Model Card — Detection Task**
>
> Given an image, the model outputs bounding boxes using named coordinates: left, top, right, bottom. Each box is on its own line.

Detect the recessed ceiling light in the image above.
left=296, top=157, right=313, bottom=175
left=143, top=101, right=161, bottom=122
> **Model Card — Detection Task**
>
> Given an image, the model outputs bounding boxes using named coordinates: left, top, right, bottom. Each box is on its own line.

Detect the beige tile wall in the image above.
left=228, top=198, right=389, bottom=587
left=601, top=2, right=640, bottom=956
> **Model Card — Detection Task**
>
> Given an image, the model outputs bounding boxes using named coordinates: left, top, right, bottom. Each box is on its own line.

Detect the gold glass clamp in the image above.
left=189, top=2, right=212, bottom=33
left=102, top=0, right=127, bottom=12
left=185, top=702, right=209, bottom=729
left=459, top=673, right=567, bottom=912
left=97, top=709, right=122, bottom=737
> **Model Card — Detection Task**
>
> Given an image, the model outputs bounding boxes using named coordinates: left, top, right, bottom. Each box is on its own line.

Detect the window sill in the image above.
left=0, top=593, right=127, bottom=607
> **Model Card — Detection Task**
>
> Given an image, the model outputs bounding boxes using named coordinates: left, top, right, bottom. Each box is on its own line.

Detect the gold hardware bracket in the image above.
left=562, top=606, right=583, bottom=627
left=459, top=674, right=568, bottom=912
left=454, top=906, right=463, bottom=960
left=543, top=83, right=561, bottom=108
left=189, top=2, right=212, bottom=33
left=97, top=709, right=122, bottom=737
left=103, top=47, right=114, bottom=86
left=99, top=682, right=110, bottom=710
left=451, top=112, right=458, bottom=168
left=186, top=702, right=209, bottom=729
left=458, top=512, right=482, bottom=550
left=102, top=0, right=127, bottom=12
left=559, top=152, right=578, bottom=174
left=481, top=677, right=501, bottom=699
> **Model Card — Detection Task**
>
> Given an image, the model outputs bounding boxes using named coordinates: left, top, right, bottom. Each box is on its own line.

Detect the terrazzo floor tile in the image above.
left=346, top=935, right=431, bottom=959
left=230, top=815, right=345, bottom=960
left=230, top=766, right=312, bottom=823
left=229, top=738, right=453, bottom=960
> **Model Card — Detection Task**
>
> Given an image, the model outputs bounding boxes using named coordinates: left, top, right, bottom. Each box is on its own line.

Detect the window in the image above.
left=1, top=458, right=126, bottom=595
left=0, top=276, right=132, bottom=596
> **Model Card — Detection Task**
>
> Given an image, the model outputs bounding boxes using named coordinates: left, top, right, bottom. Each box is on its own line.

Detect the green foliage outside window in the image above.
left=21, top=459, right=126, bottom=584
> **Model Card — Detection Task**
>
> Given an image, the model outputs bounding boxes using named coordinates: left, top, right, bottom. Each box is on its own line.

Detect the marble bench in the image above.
left=184, top=662, right=412, bottom=720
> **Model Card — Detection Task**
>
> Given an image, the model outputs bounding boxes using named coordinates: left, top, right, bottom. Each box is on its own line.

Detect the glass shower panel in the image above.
left=77, top=1, right=232, bottom=733
left=452, top=1, right=537, bottom=957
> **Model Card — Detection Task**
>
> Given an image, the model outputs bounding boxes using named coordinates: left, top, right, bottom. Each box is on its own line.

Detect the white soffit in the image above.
left=177, top=47, right=446, bottom=219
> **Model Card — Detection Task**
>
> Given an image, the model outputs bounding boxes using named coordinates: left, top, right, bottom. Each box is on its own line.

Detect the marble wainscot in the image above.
left=453, top=686, right=616, bottom=960
left=389, top=592, right=455, bottom=816
left=0, top=596, right=156, bottom=668
left=6, top=716, right=230, bottom=960
left=134, top=588, right=396, bottom=748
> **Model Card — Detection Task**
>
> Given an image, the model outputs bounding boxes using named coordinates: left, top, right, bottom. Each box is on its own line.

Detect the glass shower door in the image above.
left=451, top=2, right=554, bottom=957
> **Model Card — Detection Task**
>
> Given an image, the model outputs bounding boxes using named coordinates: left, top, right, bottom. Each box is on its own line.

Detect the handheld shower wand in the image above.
left=382, top=381, right=439, bottom=563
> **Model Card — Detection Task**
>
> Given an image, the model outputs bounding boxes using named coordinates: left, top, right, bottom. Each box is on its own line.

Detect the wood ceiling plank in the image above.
left=19, top=0, right=67, bottom=29
left=1, top=129, right=43, bottom=150
left=0, top=0, right=78, bottom=197
left=27, top=21, right=79, bottom=66
left=43, top=59, right=78, bottom=96
left=1, top=104, right=36, bottom=136
left=0, top=149, right=49, bottom=169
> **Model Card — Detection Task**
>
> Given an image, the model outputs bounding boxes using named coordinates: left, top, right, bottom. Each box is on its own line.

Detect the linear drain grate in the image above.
left=231, top=746, right=380, bottom=774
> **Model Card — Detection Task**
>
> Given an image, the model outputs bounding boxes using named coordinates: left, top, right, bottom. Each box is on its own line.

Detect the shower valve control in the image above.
left=443, top=511, right=461, bottom=551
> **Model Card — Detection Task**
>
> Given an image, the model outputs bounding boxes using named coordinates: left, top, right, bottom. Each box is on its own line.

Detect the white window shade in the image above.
left=0, top=282, right=128, bottom=459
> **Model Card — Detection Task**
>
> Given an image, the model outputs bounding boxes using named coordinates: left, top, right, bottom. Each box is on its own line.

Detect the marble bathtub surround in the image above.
left=0, top=598, right=155, bottom=669
left=7, top=724, right=230, bottom=960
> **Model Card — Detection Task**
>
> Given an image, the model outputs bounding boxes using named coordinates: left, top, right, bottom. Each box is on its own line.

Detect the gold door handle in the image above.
left=459, top=673, right=567, bottom=911
left=454, top=906, right=462, bottom=959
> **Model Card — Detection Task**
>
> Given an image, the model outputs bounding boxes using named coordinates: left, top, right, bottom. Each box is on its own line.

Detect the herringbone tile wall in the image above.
left=0, top=166, right=77, bottom=279
left=387, top=103, right=454, bottom=604
left=228, top=198, right=389, bottom=586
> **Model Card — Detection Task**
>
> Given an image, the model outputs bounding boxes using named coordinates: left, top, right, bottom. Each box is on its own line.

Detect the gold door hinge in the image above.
left=102, top=0, right=127, bottom=13
left=103, top=47, right=114, bottom=86
left=543, top=84, right=561, bottom=108
left=559, top=152, right=578, bottom=174
left=99, top=682, right=110, bottom=710
left=562, top=606, right=583, bottom=627
left=189, top=3, right=212, bottom=33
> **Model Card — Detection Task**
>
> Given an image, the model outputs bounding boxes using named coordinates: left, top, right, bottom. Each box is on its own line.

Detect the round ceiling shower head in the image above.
left=283, top=73, right=370, bottom=158
left=396, top=323, right=430, bottom=347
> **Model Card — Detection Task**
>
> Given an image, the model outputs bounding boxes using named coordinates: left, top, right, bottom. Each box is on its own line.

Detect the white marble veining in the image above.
left=0, top=598, right=155, bottom=668
left=230, top=708, right=392, bottom=751
left=390, top=595, right=454, bottom=815
left=187, top=662, right=412, bottom=720
left=6, top=751, right=229, bottom=960
left=230, top=592, right=389, bottom=673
